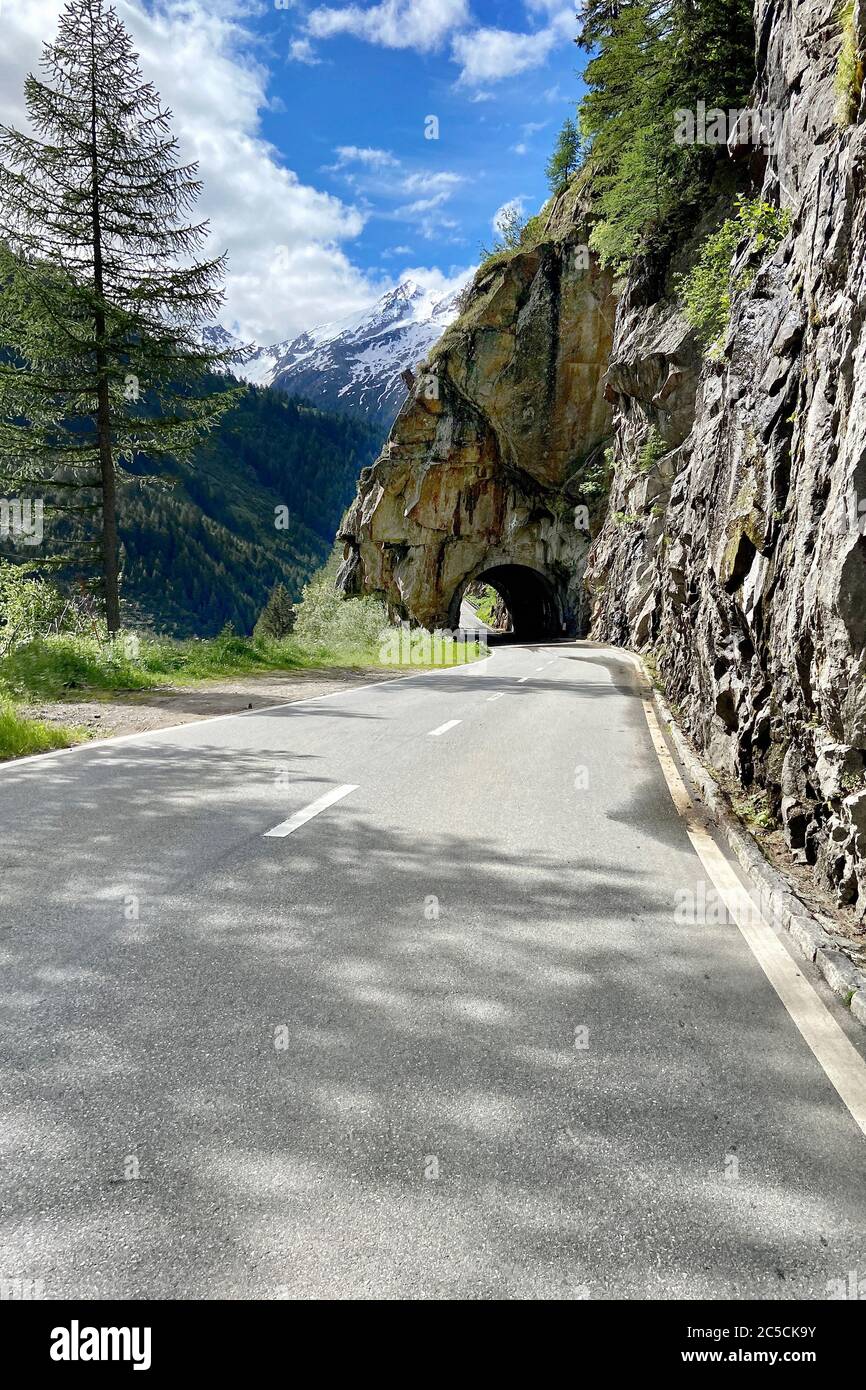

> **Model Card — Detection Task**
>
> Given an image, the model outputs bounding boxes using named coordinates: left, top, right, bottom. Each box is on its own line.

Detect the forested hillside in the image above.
left=2, top=382, right=383, bottom=638
left=118, top=384, right=383, bottom=636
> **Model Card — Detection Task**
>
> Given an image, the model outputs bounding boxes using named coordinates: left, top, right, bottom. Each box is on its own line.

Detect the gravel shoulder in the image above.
left=20, top=666, right=398, bottom=740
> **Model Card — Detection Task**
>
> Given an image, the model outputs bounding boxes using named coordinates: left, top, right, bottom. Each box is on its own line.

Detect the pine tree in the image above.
left=578, top=0, right=755, bottom=269
left=254, top=582, right=296, bottom=641
left=0, top=0, right=239, bottom=632
left=545, top=116, right=585, bottom=194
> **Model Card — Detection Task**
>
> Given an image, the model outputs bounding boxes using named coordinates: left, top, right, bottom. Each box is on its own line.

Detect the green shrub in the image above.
left=637, top=427, right=667, bottom=473
left=0, top=562, right=82, bottom=654
left=676, top=197, right=791, bottom=356
left=478, top=201, right=549, bottom=272
left=292, top=569, right=389, bottom=657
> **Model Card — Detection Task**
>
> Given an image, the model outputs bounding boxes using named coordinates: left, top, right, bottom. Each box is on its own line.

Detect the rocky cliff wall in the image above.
left=338, top=187, right=617, bottom=636
left=338, top=0, right=866, bottom=917
left=588, top=0, right=866, bottom=916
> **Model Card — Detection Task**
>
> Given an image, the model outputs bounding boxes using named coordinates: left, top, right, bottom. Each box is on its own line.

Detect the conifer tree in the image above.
left=545, top=116, right=585, bottom=194
left=254, top=582, right=296, bottom=640
left=578, top=0, right=756, bottom=269
left=0, top=0, right=239, bottom=631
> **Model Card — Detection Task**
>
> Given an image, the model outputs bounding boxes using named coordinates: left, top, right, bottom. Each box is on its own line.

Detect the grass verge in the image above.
left=0, top=630, right=485, bottom=702
left=0, top=698, right=86, bottom=760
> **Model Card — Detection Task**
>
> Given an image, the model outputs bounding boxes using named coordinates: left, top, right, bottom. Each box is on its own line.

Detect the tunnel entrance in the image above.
left=456, top=564, right=563, bottom=641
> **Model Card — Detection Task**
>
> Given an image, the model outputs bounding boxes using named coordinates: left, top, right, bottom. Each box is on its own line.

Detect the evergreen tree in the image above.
left=254, top=581, right=296, bottom=641
left=576, top=1, right=627, bottom=51
left=0, top=0, right=239, bottom=632
left=578, top=0, right=756, bottom=269
left=545, top=116, right=585, bottom=194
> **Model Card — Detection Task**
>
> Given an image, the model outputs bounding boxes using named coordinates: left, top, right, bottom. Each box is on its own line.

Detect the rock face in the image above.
left=338, top=191, right=617, bottom=637
left=338, top=0, right=866, bottom=916
left=588, top=0, right=866, bottom=915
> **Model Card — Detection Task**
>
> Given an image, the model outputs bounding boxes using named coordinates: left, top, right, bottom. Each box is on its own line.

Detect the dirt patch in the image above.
left=20, top=667, right=398, bottom=741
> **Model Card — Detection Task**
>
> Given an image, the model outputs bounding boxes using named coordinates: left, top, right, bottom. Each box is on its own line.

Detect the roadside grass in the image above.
left=0, top=629, right=484, bottom=702
left=0, top=698, right=86, bottom=760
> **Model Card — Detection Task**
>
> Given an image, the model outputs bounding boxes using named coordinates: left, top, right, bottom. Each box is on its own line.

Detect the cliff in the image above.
left=589, top=0, right=866, bottom=916
left=338, top=0, right=866, bottom=917
left=337, top=183, right=618, bottom=637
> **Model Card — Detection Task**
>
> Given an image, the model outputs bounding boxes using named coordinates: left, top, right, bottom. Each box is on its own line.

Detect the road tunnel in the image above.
left=453, top=563, right=564, bottom=641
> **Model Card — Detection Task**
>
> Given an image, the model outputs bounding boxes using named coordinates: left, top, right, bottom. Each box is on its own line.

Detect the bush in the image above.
left=676, top=196, right=791, bottom=356
left=637, top=427, right=667, bottom=473
left=292, top=564, right=389, bottom=657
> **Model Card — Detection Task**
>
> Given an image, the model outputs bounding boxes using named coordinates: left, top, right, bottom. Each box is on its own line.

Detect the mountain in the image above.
left=209, top=277, right=466, bottom=429
left=117, top=385, right=384, bottom=636
left=8, top=383, right=384, bottom=638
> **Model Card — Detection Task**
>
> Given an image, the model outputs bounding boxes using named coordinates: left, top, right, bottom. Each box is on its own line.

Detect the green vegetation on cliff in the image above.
left=578, top=0, right=756, bottom=269
left=676, top=197, right=791, bottom=355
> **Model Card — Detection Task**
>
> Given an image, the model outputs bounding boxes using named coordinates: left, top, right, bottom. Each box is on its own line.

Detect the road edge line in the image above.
left=0, top=648, right=500, bottom=773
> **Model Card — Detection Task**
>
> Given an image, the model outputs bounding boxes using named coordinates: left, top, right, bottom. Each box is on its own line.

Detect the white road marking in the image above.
left=487, top=692, right=504, bottom=702
left=427, top=720, right=462, bottom=737
left=517, top=676, right=529, bottom=683
left=264, top=783, right=357, bottom=839
left=641, top=694, right=866, bottom=1141
left=0, top=648, right=504, bottom=772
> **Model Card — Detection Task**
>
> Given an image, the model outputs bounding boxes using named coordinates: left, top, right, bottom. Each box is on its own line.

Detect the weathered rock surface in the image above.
left=588, top=0, right=866, bottom=916
left=338, top=0, right=866, bottom=917
left=338, top=191, right=617, bottom=636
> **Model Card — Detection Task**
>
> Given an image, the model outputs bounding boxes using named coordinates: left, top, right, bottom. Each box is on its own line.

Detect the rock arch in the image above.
left=338, top=225, right=617, bottom=639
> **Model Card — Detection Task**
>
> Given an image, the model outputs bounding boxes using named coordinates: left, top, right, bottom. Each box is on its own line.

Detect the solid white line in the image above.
left=640, top=693, right=866, bottom=1142
left=264, top=783, right=357, bottom=839
left=427, top=719, right=462, bottom=737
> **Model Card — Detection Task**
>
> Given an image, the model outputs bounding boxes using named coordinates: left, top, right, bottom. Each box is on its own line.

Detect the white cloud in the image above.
left=307, top=0, right=469, bottom=52
left=511, top=142, right=528, bottom=155
left=401, top=170, right=463, bottom=193
left=0, top=0, right=386, bottom=344
left=331, top=145, right=401, bottom=169
left=288, top=37, right=321, bottom=65
left=452, top=9, right=574, bottom=86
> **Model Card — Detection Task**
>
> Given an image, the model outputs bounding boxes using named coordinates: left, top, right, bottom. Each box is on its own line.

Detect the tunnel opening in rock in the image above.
left=455, top=564, right=563, bottom=641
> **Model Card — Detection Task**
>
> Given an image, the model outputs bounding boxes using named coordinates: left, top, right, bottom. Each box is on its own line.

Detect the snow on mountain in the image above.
left=207, top=276, right=467, bottom=429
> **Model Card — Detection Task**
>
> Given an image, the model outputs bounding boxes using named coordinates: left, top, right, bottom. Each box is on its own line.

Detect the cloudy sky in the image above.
left=1, top=0, right=587, bottom=344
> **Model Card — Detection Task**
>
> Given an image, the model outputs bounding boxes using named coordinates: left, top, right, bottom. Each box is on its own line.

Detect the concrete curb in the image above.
left=634, top=657, right=866, bottom=1030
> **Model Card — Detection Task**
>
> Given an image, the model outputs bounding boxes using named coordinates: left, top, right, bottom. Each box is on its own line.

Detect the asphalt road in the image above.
left=1, top=640, right=864, bottom=1300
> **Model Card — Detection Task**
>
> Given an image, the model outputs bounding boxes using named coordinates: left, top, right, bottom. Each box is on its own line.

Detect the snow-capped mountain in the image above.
left=207, top=277, right=466, bottom=429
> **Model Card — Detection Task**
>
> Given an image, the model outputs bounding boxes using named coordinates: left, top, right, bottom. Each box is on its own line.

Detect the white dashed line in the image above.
left=427, top=720, right=462, bottom=737
left=517, top=676, right=529, bottom=683
left=487, top=692, right=504, bottom=702
left=264, top=784, right=358, bottom=839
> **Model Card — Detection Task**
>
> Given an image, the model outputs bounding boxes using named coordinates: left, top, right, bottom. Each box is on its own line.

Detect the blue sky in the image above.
left=2, top=1, right=588, bottom=343
left=258, top=1, right=586, bottom=280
